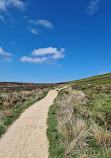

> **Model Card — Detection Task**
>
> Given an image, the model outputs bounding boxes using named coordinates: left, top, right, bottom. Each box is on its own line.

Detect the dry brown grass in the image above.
left=55, top=87, right=111, bottom=158
left=80, top=153, right=89, bottom=158
left=92, top=123, right=111, bottom=147
left=0, top=88, right=48, bottom=137
left=56, top=88, right=90, bottom=157
left=64, top=119, right=90, bottom=157
left=0, top=88, right=47, bottom=121
left=0, top=89, right=43, bottom=108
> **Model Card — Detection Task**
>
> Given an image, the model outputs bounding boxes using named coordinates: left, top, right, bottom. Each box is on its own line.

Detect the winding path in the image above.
left=0, top=90, right=58, bottom=158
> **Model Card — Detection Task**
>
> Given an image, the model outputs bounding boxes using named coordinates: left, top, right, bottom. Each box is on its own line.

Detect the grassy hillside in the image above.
left=70, top=73, right=111, bottom=85
left=47, top=73, right=111, bottom=158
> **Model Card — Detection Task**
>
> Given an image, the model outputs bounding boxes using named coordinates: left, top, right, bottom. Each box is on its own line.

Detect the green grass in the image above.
left=68, top=73, right=111, bottom=86
left=71, top=73, right=111, bottom=157
left=71, top=73, right=111, bottom=82
left=47, top=91, right=65, bottom=158
left=0, top=90, right=48, bottom=137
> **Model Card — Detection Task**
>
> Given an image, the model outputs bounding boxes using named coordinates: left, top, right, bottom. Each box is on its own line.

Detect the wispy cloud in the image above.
left=20, top=56, right=48, bottom=63
left=0, top=0, right=25, bottom=22
left=28, top=27, right=38, bottom=34
left=87, top=0, right=100, bottom=15
left=1, top=57, right=12, bottom=62
left=52, top=52, right=65, bottom=59
left=0, top=46, right=13, bottom=62
left=30, top=19, right=54, bottom=29
left=26, top=18, right=54, bottom=34
left=0, top=0, right=25, bottom=11
left=0, top=46, right=12, bottom=56
left=0, top=14, right=5, bottom=22
left=20, top=47, right=65, bottom=64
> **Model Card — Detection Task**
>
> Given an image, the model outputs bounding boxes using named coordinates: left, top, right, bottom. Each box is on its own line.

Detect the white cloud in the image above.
left=32, top=47, right=65, bottom=57
left=0, top=0, right=25, bottom=11
left=20, top=47, right=65, bottom=64
left=52, top=53, right=65, bottom=59
left=0, top=46, right=12, bottom=56
left=28, top=27, right=38, bottom=34
left=30, top=19, right=54, bottom=29
left=87, top=0, right=100, bottom=15
left=20, top=56, right=48, bottom=63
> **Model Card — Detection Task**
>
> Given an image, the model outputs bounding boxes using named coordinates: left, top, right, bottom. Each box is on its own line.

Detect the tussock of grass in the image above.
left=91, top=123, right=111, bottom=147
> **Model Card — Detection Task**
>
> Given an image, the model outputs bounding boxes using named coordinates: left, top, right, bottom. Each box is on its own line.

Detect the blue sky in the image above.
left=0, top=0, right=111, bottom=83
